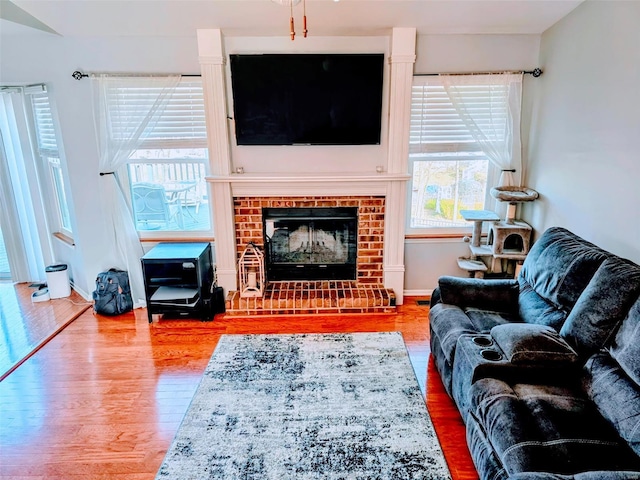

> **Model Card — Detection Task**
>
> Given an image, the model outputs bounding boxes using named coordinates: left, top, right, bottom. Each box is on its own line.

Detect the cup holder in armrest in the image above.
left=480, top=349, right=503, bottom=361
left=472, top=336, right=493, bottom=347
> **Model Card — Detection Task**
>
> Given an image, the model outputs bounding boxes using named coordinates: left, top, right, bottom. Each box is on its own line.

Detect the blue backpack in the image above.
left=92, top=268, right=133, bottom=315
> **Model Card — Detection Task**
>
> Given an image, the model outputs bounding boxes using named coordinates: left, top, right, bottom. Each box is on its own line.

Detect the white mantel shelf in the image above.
left=206, top=172, right=411, bottom=196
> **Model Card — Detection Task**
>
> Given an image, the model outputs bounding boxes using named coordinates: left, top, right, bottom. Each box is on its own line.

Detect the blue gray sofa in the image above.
left=429, top=227, right=640, bottom=480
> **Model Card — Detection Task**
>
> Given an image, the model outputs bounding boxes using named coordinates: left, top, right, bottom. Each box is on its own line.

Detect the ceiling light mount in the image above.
left=272, top=0, right=307, bottom=40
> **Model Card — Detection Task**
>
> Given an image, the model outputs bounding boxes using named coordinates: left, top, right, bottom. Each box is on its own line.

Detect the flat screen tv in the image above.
left=229, top=53, right=384, bottom=146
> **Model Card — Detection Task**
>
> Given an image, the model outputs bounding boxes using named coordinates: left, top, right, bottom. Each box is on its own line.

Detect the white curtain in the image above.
left=441, top=74, right=523, bottom=187
left=91, top=74, right=180, bottom=306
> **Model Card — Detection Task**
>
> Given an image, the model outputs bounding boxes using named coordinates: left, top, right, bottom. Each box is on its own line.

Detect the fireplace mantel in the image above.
left=206, top=173, right=410, bottom=196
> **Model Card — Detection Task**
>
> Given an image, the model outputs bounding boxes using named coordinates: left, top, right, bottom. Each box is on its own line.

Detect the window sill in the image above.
left=53, top=232, right=75, bottom=246
left=140, top=235, right=215, bottom=244
left=405, top=233, right=467, bottom=240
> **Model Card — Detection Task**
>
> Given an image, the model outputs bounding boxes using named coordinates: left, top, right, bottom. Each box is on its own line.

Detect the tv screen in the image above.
left=229, top=53, right=384, bottom=146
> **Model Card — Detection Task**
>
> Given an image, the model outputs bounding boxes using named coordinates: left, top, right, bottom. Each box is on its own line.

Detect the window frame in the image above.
left=23, top=84, right=74, bottom=239
left=117, top=78, right=213, bottom=240
left=406, top=76, right=505, bottom=235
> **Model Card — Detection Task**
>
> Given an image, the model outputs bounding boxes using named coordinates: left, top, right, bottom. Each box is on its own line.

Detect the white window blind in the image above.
left=410, top=78, right=509, bottom=155
left=107, top=79, right=207, bottom=150
left=27, top=86, right=59, bottom=157
left=24, top=85, right=73, bottom=233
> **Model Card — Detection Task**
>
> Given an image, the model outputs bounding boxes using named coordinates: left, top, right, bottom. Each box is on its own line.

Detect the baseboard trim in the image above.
left=404, top=289, right=433, bottom=297
left=69, top=282, right=91, bottom=301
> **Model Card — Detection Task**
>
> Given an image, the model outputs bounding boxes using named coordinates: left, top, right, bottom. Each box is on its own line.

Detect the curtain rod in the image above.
left=414, top=68, right=542, bottom=78
left=71, top=70, right=201, bottom=80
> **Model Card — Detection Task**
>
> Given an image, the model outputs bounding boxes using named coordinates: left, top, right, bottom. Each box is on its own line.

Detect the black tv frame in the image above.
left=229, top=53, right=385, bottom=146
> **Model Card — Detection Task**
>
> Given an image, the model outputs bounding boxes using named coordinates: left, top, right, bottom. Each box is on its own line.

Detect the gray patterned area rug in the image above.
left=156, top=332, right=451, bottom=479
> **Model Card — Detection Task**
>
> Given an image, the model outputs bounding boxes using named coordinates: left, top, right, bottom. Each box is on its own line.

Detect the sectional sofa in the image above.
left=429, top=227, right=640, bottom=479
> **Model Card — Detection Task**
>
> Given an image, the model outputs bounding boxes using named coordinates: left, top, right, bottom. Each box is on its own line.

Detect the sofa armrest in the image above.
left=430, top=287, right=442, bottom=308
left=438, top=276, right=519, bottom=314
left=490, top=323, right=579, bottom=366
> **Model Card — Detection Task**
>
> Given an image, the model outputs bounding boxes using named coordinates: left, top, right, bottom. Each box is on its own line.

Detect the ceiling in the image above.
left=1, top=0, right=583, bottom=38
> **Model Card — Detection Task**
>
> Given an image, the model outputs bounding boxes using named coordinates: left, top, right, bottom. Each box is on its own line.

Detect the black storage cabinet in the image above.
left=141, top=242, right=214, bottom=323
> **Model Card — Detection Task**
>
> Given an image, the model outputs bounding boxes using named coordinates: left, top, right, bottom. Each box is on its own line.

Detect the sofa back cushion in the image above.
left=518, top=280, right=568, bottom=331
left=560, top=257, right=640, bottom=357
left=519, top=227, right=610, bottom=328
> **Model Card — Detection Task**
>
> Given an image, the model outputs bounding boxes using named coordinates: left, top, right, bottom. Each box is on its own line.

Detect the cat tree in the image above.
left=458, top=186, right=539, bottom=278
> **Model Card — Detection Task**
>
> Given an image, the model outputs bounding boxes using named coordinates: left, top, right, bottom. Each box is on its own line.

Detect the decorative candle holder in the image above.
left=239, top=242, right=265, bottom=298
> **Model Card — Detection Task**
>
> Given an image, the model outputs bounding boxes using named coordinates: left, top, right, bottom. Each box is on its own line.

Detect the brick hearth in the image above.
left=225, top=281, right=396, bottom=316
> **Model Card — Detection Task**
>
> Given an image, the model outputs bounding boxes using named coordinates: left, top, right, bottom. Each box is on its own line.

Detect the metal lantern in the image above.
left=239, top=242, right=265, bottom=298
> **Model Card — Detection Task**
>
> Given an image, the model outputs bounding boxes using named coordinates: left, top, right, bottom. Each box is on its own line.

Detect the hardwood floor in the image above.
left=0, top=295, right=478, bottom=480
left=0, top=283, right=92, bottom=381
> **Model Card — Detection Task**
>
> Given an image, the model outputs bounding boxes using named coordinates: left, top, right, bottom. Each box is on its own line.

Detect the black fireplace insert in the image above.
left=263, top=207, right=358, bottom=281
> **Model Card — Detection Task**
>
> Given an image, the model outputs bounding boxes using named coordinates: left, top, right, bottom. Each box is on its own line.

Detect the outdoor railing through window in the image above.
left=128, top=159, right=210, bottom=232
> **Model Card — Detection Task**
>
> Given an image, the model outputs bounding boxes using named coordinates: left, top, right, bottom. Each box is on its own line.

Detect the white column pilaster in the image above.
left=198, top=29, right=237, bottom=294
left=384, top=27, right=416, bottom=305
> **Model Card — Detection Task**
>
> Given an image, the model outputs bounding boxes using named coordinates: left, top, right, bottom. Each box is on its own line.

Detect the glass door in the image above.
left=0, top=226, right=10, bottom=280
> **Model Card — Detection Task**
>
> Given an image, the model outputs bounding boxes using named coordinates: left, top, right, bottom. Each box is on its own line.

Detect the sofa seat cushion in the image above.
left=465, top=308, right=520, bottom=332
left=491, top=324, right=579, bottom=366
left=469, top=378, right=640, bottom=476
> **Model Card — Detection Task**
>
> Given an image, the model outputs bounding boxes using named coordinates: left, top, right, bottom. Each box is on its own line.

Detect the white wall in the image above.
left=0, top=31, right=540, bottom=296
left=523, top=1, right=640, bottom=264
left=0, top=35, right=203, bottom=297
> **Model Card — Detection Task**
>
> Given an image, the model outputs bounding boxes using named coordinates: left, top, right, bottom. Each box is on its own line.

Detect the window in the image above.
left=25, top=85, right=73, bottom=235
left=407, top=75, right=521, bottom=232
left=116, top=79, right=210, bottom=235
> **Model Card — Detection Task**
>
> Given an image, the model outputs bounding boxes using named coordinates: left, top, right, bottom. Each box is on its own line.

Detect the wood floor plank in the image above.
left=0, top=292, right=478, bottom=480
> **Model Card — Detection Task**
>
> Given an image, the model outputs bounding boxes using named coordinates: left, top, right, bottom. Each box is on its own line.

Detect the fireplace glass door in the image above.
left=263, top=207, right=357, bottom=281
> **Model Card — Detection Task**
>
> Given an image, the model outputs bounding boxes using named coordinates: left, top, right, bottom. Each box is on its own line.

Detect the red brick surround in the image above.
left=233, top=196, right=385, bottom=284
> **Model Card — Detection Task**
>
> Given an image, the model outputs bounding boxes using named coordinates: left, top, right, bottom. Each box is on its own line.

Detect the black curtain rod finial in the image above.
left=72, top=71, right=88, bottom=80
left=530, top=68, right=543, bottom=78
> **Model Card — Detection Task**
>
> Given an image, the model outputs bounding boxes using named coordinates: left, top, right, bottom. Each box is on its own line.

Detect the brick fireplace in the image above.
left=206, top=171, right=410, bottom=313
left=224, top=195, right=394, bottom=315
left=233, top=196, right=385, bottom=284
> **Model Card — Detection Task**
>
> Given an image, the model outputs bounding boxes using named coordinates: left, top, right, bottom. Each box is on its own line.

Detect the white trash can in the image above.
left=45, top=264, right=71, bottom=299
